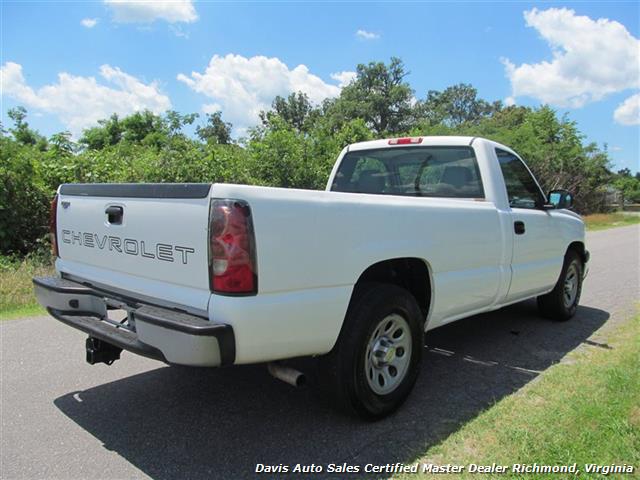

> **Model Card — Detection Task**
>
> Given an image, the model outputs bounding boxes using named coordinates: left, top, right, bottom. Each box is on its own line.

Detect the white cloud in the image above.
left=330, top=71, right=357, bottom=87
left=202, top=103, right=223, bottom=114
left=355, top=29, right=379, bottom=40
left=178, top=54, right=355, bottom=130
left=503, top=8, right=640, bottom=108
left=104, top=0, right=197, bottom=24
left=614, top=93, right=640, bottom=126
left=81, top=18, right=98, bottom=28
left=610, top=145, right=623, bottom=152
left=0, top=62, right=171, bottom=135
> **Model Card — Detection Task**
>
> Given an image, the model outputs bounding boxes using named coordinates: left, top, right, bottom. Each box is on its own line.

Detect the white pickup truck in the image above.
left=34, top=136, right=589, bottom=418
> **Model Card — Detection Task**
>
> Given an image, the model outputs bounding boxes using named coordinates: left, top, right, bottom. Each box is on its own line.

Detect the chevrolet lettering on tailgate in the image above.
left=61, top=230, right=195, bottom=264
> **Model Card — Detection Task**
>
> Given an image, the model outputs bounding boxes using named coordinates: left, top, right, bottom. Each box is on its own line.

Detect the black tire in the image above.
left=537, top=250, right=583, bottom=321
left=318, top=283, right=424, bottom=420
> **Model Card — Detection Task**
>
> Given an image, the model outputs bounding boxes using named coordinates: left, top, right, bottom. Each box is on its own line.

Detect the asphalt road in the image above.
left=2, top=225, right=638, bottom=480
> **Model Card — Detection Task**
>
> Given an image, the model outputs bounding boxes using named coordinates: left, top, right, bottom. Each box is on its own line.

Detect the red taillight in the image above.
left=388, top=137, right=423, bottom=145
left=50, top=194, right=59, bottom=257
left=209, top=199, right=257, bottom=295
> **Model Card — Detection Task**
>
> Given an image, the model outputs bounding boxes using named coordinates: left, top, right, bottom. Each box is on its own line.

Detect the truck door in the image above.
left=495, top=149, right=565, bottom=302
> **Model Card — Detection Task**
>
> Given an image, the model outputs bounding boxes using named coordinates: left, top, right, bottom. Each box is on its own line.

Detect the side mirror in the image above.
left=546, top=189, right=574, bottom=209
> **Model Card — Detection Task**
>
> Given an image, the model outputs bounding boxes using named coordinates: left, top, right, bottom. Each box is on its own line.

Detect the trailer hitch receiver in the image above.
left=86, top=337, right=122, bottom=365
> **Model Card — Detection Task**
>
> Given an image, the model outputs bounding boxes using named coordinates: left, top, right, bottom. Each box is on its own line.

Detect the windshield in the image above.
left=330, top=146, right=485, bottom=199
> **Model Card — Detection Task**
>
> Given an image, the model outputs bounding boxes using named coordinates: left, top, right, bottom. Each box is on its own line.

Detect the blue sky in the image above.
left=1, top=1, right=638, bottom=172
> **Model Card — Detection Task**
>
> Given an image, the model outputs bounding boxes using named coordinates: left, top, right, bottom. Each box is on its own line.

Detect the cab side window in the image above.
left=496, top=149, right=545, bottom=209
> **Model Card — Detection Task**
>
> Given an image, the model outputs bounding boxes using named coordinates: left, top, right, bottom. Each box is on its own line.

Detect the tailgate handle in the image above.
left=105, top=206, right=123, bottom=224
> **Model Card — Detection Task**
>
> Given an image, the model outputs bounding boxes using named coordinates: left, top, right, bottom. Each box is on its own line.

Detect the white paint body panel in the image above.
left=55, top=137, right=587, bottom=365
left=56, top=195, right=211, bottom=312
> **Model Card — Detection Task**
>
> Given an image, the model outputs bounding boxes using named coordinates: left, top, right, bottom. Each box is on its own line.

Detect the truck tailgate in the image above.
left=55, top=184, right=212, bottom=309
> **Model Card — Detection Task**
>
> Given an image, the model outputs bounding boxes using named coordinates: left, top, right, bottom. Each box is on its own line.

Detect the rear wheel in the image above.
left=319, top=283, right=424, bottom=419
left=537, top=250, right=583, bottom=321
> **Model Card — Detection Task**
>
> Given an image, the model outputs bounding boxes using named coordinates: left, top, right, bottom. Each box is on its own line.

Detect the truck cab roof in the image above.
left=347, top=136, right=514, bottom=154
left=348, top=136, right=476, bottom=151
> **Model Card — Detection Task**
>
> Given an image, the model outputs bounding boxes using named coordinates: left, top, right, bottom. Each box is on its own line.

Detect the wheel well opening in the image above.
left=568, top=241, right=587, bottom=264
left=354, top=258, right=431, bottom=319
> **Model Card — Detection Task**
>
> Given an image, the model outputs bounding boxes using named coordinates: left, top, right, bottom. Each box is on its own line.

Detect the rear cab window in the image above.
left=331, top=146, right=485, bottom=199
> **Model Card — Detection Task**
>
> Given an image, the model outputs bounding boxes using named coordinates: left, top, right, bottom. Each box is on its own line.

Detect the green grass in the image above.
left=0, top=303, right=46, bottom=321
left=397, top=315, right=640, bottom=479
left=583, top=212, right=640, bottom=231
left=0, top=255, right=53, bottom=320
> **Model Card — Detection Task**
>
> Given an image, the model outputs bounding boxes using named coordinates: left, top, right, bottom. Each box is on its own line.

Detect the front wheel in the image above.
left=319, top=283, right=424, bottom=419
left=537, top=250, right=583, bottom=321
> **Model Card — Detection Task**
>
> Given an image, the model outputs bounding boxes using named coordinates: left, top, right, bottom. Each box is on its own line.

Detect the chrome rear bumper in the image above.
left=33, top=276, right=235, bottom=367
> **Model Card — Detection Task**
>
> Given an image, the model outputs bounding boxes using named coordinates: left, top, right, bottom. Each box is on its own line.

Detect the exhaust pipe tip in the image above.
left=268, top=362, right=306, bottom=387
left=293, top=374, right=307, bottom=388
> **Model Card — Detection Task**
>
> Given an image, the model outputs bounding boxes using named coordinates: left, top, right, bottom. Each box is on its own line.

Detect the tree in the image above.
left=196, top=111, right=232, bottom=144
left=418, top=83, right=501, bottom=127
left=120, top=110, right=166, bottom=145
left=0, top=134, right=50, bottom=253
left=260, top=92, right=319, bottom=133
left=7, top=106, right=47, bottom=149
left=165, top=110, right=199, bottom=136
left=80, top=114, right=123, bottom=150
left=326, top=57, right=415, bottom=135
left=247, top=116, right=330, bottom=189
left=49, top=131, right=75, bottom=156
left=614, top=169, right=640, bottom=204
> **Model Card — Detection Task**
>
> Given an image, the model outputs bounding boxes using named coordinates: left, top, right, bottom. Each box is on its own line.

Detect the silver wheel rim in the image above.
left=563, top=262, right=579, bottom=308
left=365, top=313, right=412, bottom=395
